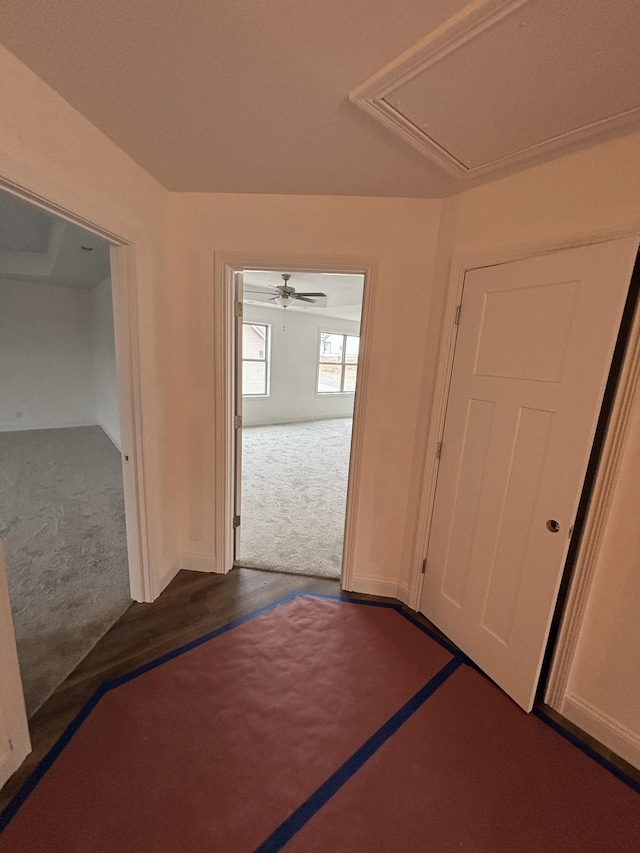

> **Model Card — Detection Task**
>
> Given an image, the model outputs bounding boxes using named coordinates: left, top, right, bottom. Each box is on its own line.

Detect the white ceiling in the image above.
left=355, top=0, right=640, bottom=179
left=1, top=0, right=638, bottom=196
left=0, top=191, right=111, bottom=289
left=243, top=271, right=364, bottom=322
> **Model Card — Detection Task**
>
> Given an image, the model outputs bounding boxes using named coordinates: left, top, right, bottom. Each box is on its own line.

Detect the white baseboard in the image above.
left=179, top=551, right=222, bottom=574
left=0, top=419, right=96, bottom=432
left=156, top=560, right=181, bottom=597
left=98, top=422, right=121, bottom=451
left=344, top=575, right=399, bottom=600
left=395, top=582, right=411, bottom=607
left=561, top=692, right=640, bottom=771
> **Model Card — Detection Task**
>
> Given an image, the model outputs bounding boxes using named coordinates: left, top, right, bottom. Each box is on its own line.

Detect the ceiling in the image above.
left=0, top=191, right=111, bottom=289
left=0, top=1, right=638, bottom=197
left=243, top=271, right=364, bottom=322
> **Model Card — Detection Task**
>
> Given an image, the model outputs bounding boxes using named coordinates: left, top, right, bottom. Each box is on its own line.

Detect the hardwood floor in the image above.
left=2, top=566, right=638, bottom=814
left=0, top=567, right=363, bottom=812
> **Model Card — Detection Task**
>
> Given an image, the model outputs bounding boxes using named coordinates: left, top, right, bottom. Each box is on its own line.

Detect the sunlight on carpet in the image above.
left=238, top=418, right=352, bottom=578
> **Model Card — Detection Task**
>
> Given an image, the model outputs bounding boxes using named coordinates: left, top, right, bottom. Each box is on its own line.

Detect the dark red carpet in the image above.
left=1, top=594, right=638, bottom=852
left=0, top=595, right=452, bottom=852
left=284, top=664, right=640, bottom=853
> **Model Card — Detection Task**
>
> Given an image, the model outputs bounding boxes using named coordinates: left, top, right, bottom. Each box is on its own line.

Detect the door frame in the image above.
left=0, top=176, right=152, bottom=603
left=408, top=229, right=640, bottom=709
left=212, top=251, right=376, bottom=587
left=0, top=540, right=31, bottom=786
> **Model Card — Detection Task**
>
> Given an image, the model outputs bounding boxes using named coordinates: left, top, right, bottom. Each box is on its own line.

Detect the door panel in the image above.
left=420, top=237, right=638, bottom=710
left=0, top=540, right=30, bottom=789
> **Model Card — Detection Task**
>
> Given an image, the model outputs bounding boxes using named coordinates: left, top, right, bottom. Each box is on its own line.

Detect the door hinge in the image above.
left=421, top=557, right=427, bottom=575
left=233, top=515, right=241, bottom=529
left=436, top=441, right=442, bottom=459
left=234, top=414, right=242, bottom=429
left=454, top=304, right=462, bottom=325
left=234, top=301, right=243, bottom=318
left=568, top=524, right=574, bottom=539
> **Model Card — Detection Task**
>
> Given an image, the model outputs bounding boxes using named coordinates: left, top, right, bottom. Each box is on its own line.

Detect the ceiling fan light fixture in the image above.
left=275, top=294, right=296, bottom=308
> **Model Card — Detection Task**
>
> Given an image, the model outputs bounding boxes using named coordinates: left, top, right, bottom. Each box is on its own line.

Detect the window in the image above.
left=317, top=331, right=359, bottom=394
left=242, top=323, right=270, bottom=396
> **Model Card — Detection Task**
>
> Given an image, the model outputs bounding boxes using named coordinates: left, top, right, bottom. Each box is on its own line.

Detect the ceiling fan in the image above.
left=244, top=274, right=326, bottom=308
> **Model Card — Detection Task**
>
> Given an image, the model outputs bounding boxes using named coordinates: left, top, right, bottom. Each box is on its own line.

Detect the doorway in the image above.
left=0, top=184, right=148, bottom=736
left=0, top=189, right=133, bottom=717
left=416, top=236, right=639, bottom=711
left=234, top=270, right=365, bottom=578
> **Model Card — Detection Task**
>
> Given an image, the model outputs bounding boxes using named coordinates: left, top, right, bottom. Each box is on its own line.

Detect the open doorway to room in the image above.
left=235, top=270, right=364, bottom=579
left=0, top=189, right=131, bottom=718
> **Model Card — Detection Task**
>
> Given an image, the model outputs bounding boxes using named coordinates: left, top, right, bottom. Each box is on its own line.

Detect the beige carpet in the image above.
left=0, top=426, right=130, bottom=717
left=237, top=418, right=352, bottom=579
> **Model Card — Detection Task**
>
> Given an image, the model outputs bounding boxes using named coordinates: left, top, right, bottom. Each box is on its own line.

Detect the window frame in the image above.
left=316, top=329, right=359, bottom=396
left=242, top=322, right=271, bottom=398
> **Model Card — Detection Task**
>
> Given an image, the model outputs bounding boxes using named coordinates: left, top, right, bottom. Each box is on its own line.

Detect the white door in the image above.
left=0, top=540, right=31, bottom=789
left=420, top=237, right=638, bottom=711
left=233, top=272, right=244, bottom=559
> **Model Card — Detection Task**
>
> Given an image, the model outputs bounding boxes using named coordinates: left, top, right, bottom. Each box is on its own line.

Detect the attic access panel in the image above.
left=350, top=0, right=640, bottom=178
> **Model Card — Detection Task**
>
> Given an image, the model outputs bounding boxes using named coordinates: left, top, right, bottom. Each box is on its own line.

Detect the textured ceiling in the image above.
left=0, top=191, right=111, bottom=289
left=243, top=271, right=364, bottom=322
left=364, top=0, right=640, bottom=177
left=0, top=192, right=54, bottom=253
left=0, top=0, right=638, bottom=196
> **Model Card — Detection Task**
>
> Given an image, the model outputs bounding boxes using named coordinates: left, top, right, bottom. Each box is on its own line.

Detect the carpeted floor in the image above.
left=1, top=595, right=638, bottom=851
left=0, top=426, right=131, bottom=717
left=238, top=418, right=353, bottom=579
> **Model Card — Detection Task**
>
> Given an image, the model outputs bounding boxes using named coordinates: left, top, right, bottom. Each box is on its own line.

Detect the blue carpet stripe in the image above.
left=533, top=707, right=640, bottom=794
left=0, top=590, right=301, bottom=832
left=1, top=591, right=440, bottom=832
left=253, top=656, right=464, bottom=853
left=2, top=590, right=638, bottom=842
left=0, top=684, right=107, bottom=832
left=297, top=591, right=461, bottom=656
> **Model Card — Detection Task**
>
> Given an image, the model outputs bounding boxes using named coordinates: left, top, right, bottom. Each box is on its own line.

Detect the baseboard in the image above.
left=344, top=575, right=399, bottom=600
left=0, top=420, right=96, bottom=432
left=395, top=582, right=411, bottom=607
left=561, top=692, right=640, bottom=771
left=98, top=422, right=121, bottom=451
left=156, top=560, right=181, bottom=597
left=179, top=551, right=222, bottom=574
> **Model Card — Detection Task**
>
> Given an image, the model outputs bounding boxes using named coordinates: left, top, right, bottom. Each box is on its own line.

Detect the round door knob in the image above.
left=546, top=519, right=561, bottom=533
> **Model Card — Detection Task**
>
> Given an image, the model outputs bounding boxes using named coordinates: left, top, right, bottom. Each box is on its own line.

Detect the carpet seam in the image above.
left=253, top=657, right=464, bottom=853
left=1, top=591, right=440, bottom=832
left=2, top=592, right=638, bottom=839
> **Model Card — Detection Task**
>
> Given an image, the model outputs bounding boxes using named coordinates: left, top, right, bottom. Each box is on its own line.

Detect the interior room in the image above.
left=0, top=191, right=129, bottom=717
left=1, top=0, right=640, bottom=848
left=238, top=270, right=364, bottom=578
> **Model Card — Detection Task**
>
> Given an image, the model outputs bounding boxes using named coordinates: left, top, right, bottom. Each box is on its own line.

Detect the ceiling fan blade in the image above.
left=294, top=295, right=316, bottom=303
left=243, top=288, right=276, bottom=294
left=294, top=292, right=326, bottom=297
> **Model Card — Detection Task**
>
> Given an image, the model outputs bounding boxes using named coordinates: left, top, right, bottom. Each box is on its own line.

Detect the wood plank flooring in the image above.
left=0, top=567, right=363, bottom=812
left=2, top=566, right=638, bottom=815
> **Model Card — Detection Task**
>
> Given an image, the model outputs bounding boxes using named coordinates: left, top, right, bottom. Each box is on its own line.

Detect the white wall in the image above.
left=91, top=277, right=121, bottom=448
left=2, top=30, right=638, bottom=772
left=0, top=276, right=122, bottom=449
left=169, top=193, right=443, bottom=595
left=242, top=303, right=360, bottom=426
left=0, top=43, right=175, bottom=602
left=433, top=131, right=640, bottom=768
left=0, top=278, right=95, bottom=430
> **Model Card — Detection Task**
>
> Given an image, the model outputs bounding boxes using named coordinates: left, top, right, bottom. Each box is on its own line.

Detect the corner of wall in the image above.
left=560, top=692, right=640, bottom=771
